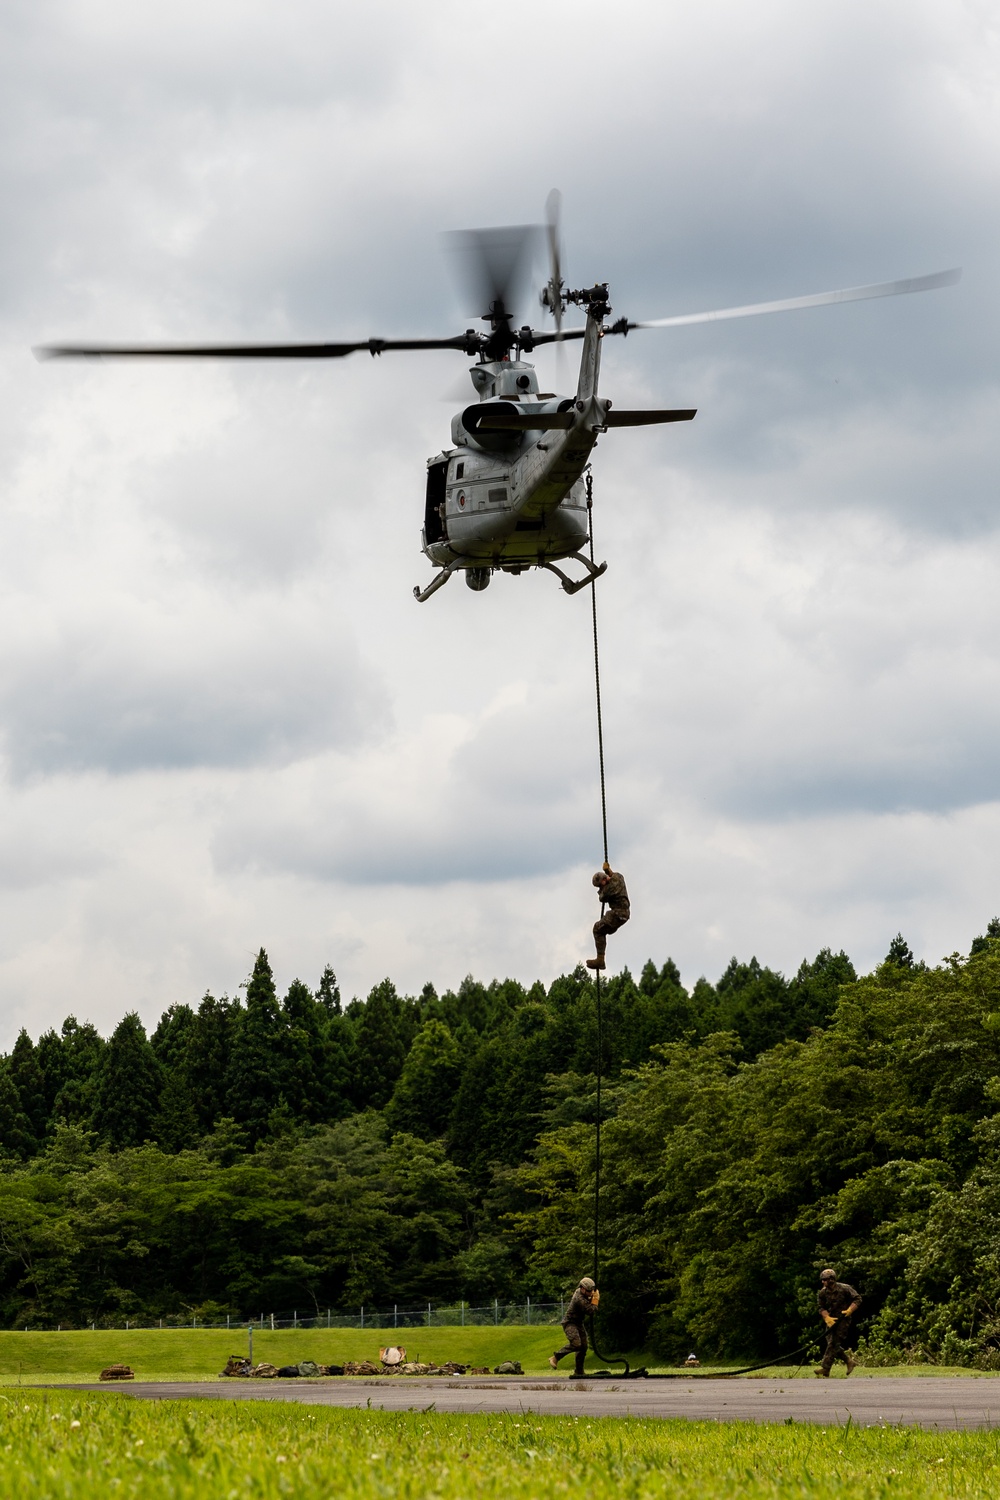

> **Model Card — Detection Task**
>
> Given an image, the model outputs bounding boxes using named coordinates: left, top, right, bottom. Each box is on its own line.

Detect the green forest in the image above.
left=1, top=922, right=1000, bottom=1363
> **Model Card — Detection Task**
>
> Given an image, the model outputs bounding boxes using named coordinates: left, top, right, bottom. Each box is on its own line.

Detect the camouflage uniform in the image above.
left=817, top=1281, right=861, bottom=1375
left=594, top=870, right=630, bottom=957
left=552, top=1287, right=595, bottom=1376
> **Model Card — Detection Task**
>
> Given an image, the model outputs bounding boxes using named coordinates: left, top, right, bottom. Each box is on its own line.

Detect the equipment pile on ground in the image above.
left=218, top=1351, right=501, bottom=1379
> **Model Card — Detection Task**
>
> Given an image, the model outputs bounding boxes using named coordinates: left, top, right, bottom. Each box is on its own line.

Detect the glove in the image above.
left=591, top=1289, right=600, bottom=1308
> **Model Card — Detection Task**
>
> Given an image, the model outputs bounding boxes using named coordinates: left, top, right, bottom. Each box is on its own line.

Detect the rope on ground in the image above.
left=578, top=1340, right=819, bottom=1381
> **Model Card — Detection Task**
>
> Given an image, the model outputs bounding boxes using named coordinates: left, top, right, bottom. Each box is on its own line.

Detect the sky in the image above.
left=0, top=0, right=998, bottom=1042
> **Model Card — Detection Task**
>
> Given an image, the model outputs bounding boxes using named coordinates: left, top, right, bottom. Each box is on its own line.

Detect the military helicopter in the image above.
left=38, top=193, right=959, bottom=602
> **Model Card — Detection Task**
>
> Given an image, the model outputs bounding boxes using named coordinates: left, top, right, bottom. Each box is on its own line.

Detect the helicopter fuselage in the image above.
left=36, top=200, right=954, bottom=607
left=417, top=313, right=610, bottom=597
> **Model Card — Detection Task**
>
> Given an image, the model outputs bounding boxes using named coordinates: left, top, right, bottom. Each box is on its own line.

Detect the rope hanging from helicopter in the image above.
left=582, top=479, right=818, bottom=1382
left=583, top=469, right=630, bottom=1374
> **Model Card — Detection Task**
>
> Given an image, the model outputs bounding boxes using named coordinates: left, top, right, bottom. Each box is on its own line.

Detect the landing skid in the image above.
left=413, top=559, right=463, bottom=603
left=539, top=551, right=608, bottom=595
left=413, top=552, right=607, bottom=602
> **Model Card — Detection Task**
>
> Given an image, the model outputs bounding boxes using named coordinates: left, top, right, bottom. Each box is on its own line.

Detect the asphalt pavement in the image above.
left=54, top=1375, right=1000, bottom=1429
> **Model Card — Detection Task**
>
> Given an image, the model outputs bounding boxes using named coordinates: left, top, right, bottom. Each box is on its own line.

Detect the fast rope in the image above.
left=587, top=471, right=609, bottom=868
left=585, top=471, right=628, bottom=1372
left=576, top=1341, right=819, bottom=1382
left=586, top=471, right=606, bottom=1294
left=580, top=474, right=815, bottom=1381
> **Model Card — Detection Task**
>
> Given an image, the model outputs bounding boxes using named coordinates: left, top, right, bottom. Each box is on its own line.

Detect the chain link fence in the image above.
left=66, top=1301, right=567, bottom=1333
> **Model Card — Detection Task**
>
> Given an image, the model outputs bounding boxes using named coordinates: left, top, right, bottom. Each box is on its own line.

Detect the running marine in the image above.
left=815, top=1268, right=861, bottom=1377
left=550, top=1277, right=599, bottom=1376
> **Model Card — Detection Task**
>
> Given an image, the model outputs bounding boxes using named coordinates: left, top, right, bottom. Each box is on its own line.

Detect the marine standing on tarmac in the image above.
left=550, top=1277, right=599, bottom=1376
left=816, top=1268, right=861, bottom=1377
left=587, top=862, right=630, bottom=971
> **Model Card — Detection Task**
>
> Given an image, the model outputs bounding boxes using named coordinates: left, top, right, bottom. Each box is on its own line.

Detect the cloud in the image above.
left=211, top=682, right=599, bottom=885
left=0, top=0, right=996, bottom=1037
left=0, top=592, right=385, bottom=776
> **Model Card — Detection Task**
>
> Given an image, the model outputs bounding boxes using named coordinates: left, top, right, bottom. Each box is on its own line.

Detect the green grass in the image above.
left=3, top=1388, right=1000, bottom=1498
left=0, top=1328, right=994, bottom=1385
left=0, top=1325, right=579, bottom=1384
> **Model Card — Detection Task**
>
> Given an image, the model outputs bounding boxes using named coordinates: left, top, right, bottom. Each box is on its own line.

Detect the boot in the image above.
left=586, top=956, right=606, bottom=970
left=845, top=1352, right=856, bottom=1376
left=548, top=1355, right=558, bottom=1369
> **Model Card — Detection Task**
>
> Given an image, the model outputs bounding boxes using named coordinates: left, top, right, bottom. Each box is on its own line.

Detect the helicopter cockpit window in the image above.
left=455, top=462, right=464, bottom=479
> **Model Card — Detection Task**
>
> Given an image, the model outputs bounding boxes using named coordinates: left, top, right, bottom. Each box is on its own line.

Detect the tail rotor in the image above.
left=541, top=188, right=567, bottom=382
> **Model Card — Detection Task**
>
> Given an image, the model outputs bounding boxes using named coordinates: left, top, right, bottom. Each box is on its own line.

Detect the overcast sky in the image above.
left=0, top=0, right=997, bottom=1042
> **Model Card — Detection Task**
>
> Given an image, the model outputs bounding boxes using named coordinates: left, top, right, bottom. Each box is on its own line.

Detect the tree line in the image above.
left=0, top=922, right=998, bottom=1362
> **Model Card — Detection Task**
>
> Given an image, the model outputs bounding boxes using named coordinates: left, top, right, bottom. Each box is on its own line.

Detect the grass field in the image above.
left=2, top=1388, right=1000, bottom=1498
left=0, top=1327, right=995, bottom=1384
left=0, top=1325, right=577, bottom=1383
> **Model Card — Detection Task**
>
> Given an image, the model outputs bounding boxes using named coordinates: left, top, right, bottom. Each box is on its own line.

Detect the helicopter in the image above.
left=38, top=193, right=959, bottom=602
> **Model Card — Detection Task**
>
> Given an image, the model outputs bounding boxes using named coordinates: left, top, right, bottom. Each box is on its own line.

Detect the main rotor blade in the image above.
left=524, top=326, right=587, bottom=348
left=631, top=268, right=961, bottom=331
left=34, top=334, right=479, bottom=361
left=544, top=188, right=563, bottom=339
left=605, top=409, right=697, bottom=426
left=445, top=223, right=541, bottom=321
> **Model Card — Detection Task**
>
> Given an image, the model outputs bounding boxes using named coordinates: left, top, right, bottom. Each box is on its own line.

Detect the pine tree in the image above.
left=150, top=1002, right=200, bottom=1149
left=151, top=1004, right=196, bottom=1070
left=91, top=1013, right=163, bottom=1149
left=886, top=933, right=915, bottom=968
left=385, top=1018, right=462, bottom=1138
left=225, top=949, right=288, bottom=1143
left=282, top=978, right=327, bottom=1122
left=970, top=919, right=1000, bottom=957
left=8, top=1030, right=47, bottom=1147
left=321, top=1008, right=355, bottom=1124
left=154, top=1068, right=200, bottom=1152
left=316, top=965, right=341, bottom=1016
left=186, top=994, right=237, bottom=1132
left=0, top=1064, right=36, bottom=1157
left=51, top=1018, right=106, bottom=1125
left=36, top=1029, right=69, bottom=1123
left=350, top=979, right=411, bottom=1110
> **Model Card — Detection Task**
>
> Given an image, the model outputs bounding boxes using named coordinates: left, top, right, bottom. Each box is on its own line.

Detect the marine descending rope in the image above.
left=580, top=474, right=816, bottom=1382
left=583, top=471, right=625, bottom=1372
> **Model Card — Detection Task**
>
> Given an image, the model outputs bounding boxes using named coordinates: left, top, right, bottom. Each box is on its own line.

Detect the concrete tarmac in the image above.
left=56, top=1375, right=1000, bottom=1429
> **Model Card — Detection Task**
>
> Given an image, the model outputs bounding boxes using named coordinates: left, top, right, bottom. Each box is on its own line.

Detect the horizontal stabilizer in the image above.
left=605, top=409, right=697, bottom=426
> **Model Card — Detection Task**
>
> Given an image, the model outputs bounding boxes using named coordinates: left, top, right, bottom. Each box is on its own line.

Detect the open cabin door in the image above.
left=424, top=459, right=448, bottom=544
